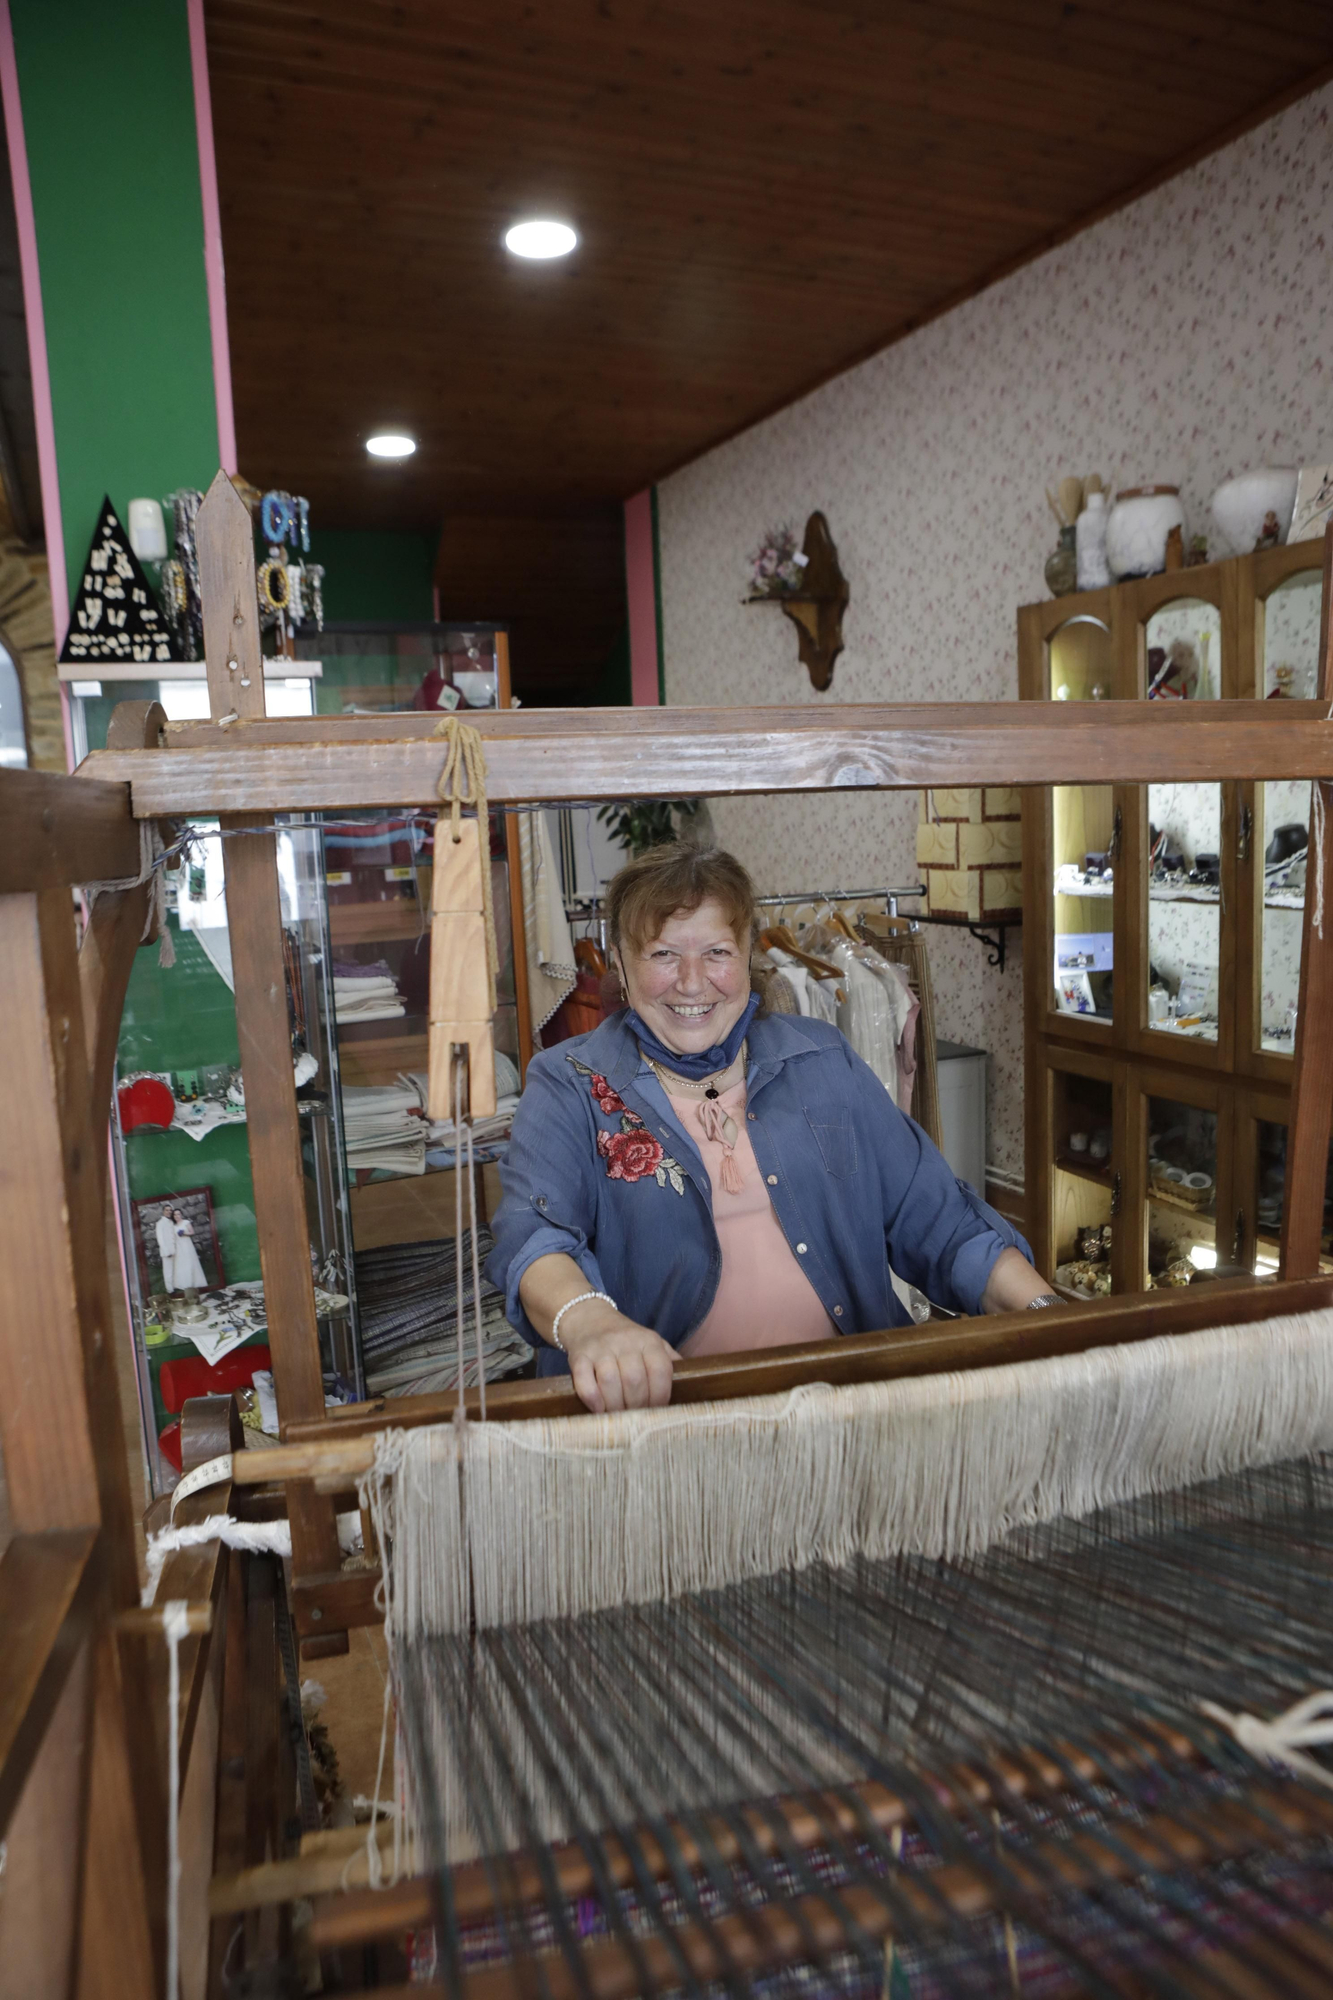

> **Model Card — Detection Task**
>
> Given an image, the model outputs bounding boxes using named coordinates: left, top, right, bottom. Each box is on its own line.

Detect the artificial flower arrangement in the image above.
left=747, top=525, right=808, bottom=597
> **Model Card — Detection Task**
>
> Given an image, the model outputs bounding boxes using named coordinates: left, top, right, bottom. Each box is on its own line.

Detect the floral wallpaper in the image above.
left=657, top=82, right=1333, bottom=1183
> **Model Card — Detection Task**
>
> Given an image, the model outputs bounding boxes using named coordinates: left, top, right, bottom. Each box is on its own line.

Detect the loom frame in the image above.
left=2, top=477, right=1332, bottom=1993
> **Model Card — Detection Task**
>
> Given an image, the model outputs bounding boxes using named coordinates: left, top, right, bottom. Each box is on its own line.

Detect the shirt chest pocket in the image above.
left=802, top=1104, right=858, bottom=1178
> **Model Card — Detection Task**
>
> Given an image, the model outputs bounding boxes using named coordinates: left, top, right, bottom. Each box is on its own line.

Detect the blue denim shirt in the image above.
left=487, top=1009, right=1030, bottom=1377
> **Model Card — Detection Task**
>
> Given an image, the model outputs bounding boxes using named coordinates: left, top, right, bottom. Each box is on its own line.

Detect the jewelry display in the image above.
left=257, top=548, right=291, bottom=613
left=260, top=490, right=295, bottom=544
left=165, top=488, right=205, bottom=658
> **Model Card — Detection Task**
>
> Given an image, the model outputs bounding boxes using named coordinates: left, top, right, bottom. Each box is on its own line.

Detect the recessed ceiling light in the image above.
left=504, top=219, right=577, bottom=260
left=366, top=433, right=416, bottom=458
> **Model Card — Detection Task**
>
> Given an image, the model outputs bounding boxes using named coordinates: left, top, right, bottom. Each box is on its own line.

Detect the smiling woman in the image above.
left=488, top=842, right=1055, bottom=1412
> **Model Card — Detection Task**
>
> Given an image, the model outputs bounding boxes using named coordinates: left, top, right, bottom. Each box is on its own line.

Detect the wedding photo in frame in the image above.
left=130, top=1184, right=226, bottom=1297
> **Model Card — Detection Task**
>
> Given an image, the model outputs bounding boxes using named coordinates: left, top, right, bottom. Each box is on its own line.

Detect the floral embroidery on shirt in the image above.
left=567, top=1055, right=687, bottom=1194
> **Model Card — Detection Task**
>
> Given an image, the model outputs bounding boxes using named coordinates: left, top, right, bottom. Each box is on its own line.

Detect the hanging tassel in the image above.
left=699, top=1096, right=744, bottom=1194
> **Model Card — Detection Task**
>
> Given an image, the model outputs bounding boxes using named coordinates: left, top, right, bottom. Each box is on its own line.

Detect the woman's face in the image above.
left=618, top=898, right=751, bottom=1056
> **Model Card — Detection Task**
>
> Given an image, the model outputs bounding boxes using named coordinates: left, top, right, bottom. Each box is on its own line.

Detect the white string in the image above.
left=455, top=1055, right=465, bottom=1417
left=1200, top=1688, right=1333, bottom=1792
left=162, top=1600, right=191, bottom=2000
left=141, top=1517, right=291, bottom=1607
left=468, top=1111, right=486, bottom=1421
left=354, top=1428, right=415, bottom=1892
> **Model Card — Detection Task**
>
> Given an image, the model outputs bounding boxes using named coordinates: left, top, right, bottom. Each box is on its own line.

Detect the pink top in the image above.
left=660, top=1078, right=836, bottom=1357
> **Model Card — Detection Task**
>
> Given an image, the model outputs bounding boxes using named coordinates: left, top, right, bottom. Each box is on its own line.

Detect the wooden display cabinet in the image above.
left=1021, top=534, right=1330, bottom=1296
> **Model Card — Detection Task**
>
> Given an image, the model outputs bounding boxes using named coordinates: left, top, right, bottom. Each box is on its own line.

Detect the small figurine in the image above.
left=1186, top=533, right=1210, bottom=566
left=1164, top=524, right=1184, bottom=570
left=1255, top=509, right=1282, bottom=551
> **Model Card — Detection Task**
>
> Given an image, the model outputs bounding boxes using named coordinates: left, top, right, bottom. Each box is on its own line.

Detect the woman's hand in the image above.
left=559, top=1300, right=677, bottom=1413
left=517, top=1253, right=677, bottom=1412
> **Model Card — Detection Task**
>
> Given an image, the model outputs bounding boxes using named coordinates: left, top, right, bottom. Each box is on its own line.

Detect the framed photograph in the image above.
left=1289, top=465, right=1333, bottom=546
left=131, top=1186, right=225, bottom=1297
left=1055, top=969, right=1097, bottom=1015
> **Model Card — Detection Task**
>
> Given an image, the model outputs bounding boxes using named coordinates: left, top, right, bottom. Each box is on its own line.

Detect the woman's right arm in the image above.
left=519, top=1252, right=676, bottom=1413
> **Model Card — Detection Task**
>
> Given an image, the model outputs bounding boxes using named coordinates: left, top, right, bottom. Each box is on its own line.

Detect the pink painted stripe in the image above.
left=0, top=0, right=69, bottom=657
left=187, top=0, right=236, bottom=473
left=624, top=489, right=660, bottom=706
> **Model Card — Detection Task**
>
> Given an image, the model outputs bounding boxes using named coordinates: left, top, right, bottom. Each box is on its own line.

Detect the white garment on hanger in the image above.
left=516, top=811, right=578, bottom=1038
left=829, top=940, right=900, bottom=1102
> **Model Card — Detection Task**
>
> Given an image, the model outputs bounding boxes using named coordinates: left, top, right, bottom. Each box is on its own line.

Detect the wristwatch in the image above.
left=1026, top=1293, right=1064, bottom=1310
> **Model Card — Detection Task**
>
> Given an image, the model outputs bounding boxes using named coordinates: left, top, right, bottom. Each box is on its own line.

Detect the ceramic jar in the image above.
left=1105, top=486, right=1185, bottom=579
left=1210, top=468, right=1298, bottom=556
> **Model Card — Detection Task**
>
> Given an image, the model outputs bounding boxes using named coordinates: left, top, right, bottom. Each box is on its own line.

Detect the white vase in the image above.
left=1105, top=486, right=1185, bottom=580
left=1075, top=491, right=1110, bottom=590
left=1210, top=468, right=1298, bottom=556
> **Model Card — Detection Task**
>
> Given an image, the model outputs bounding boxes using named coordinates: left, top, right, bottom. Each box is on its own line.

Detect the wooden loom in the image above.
left=3, top=478, right=1333, bottom=1995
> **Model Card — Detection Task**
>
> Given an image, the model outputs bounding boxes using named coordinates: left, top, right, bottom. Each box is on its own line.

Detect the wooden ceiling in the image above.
left=207, top=3, right=1333, bottom=532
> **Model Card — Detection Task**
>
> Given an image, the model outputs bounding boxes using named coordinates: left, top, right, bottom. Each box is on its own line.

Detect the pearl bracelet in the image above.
left=550, top=1290, right=617, bottom=1352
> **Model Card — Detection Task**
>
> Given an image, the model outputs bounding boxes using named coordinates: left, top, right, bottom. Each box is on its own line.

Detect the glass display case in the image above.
left=1049, top=613, right=1116, bottom=1027
left=1143, top=1087, right=1221, bottom=1287
left=1045, top=1052, right=1120, bottom=1296
left=109, top=816, right=355, bottom=1497
left=70, top=622, right=532, bottom=1492
left=1253, top=563, right=1325, bottom=1060
left=1021, top=539, right=1327, bottom=1294
left=1142, top=596, right=1224, bottom=1051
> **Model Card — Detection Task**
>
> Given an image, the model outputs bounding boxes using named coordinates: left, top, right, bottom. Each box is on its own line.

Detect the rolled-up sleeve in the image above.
left=486, top=1054, right=607, bottom=1349
left=856, top=1048, right=1030, bottom=1315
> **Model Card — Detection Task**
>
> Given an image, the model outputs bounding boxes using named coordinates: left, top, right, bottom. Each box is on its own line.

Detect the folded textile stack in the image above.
left=333, top=957, right=406, bottom=1024
left=341, top=1082, right=427, bottom=1175
left=356, top=1231, right=529, bottom=1396
left=400, top=1063, right=519, bottom=1166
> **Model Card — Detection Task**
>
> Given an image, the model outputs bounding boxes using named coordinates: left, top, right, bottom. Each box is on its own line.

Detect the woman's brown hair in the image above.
left=606, top=842, right=758, bottom=958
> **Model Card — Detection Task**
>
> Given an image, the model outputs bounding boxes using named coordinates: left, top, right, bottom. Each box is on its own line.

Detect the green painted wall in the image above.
left=308, top=528, right=437, bottom=624
left=11, top=0, right=220, bottom=605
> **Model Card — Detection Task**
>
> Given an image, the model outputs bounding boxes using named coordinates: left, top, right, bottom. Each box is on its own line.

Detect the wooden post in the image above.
left=1280, top=524, right=1333, bottom=1279
left=196, top=473, right=345, bottom=1644
left=0, top=871, right=160, bottom=1990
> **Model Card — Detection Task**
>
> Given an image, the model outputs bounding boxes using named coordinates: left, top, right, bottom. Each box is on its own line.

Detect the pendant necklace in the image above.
left=648, top=1044, right=748, bottom=1192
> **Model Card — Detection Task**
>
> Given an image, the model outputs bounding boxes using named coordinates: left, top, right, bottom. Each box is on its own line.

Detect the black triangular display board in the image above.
left=59, top=495, right=174, bottom=665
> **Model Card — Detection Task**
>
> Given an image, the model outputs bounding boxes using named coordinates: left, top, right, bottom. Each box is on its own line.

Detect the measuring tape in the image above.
left=169, top=1453, right=235, bottom=1517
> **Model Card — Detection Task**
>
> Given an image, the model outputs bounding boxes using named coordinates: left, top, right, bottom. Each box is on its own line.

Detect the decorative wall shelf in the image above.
left=916, top=910, right=1022, bottom=971
left=745, top=511, right=849, bottom=690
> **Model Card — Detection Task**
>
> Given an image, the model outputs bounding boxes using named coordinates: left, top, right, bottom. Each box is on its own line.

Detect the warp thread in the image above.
left=162, top=1600, right=191, bottom=2000
left=355, top=1426, right=417, bottom=1891
left=388, top=1306, right=1333, bottom=1641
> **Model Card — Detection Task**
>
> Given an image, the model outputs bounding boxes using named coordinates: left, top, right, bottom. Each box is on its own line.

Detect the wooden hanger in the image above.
left=758, top=925, right=842, bottom=982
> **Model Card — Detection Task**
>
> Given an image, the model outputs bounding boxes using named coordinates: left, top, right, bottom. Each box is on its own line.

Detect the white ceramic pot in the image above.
left=1105, top=486, right=1185, bottom=579
left=1210, top=468, right=1298, bottom=556
left=453, top=669, right=498, bottom=707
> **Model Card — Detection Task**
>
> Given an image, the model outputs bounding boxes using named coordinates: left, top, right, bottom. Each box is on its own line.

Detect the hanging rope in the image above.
left=434, top=713, right=499, bottom=1011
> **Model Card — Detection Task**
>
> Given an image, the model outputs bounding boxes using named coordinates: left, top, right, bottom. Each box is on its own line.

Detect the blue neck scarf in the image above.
left=627, top=992, right=760, bottom=1082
